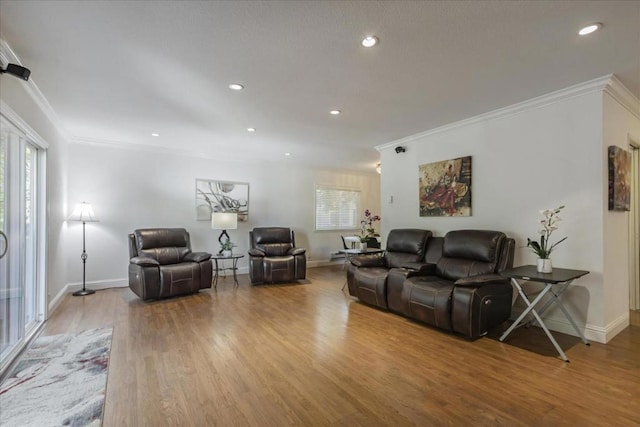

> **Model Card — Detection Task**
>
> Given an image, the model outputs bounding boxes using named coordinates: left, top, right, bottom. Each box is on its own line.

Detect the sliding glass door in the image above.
left=0, top=112, right=46, bottom=375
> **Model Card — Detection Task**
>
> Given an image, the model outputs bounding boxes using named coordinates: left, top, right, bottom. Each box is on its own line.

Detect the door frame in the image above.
left=629, top=136, right=640, bottom=310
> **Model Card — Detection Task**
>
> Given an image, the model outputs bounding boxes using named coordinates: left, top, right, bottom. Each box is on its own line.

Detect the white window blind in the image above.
left=315, top=185, right=360, bottom=231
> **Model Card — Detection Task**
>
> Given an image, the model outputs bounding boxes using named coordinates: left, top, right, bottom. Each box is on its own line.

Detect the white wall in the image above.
left=64, top=142, right=380, bottom=288
left=377, top=78, right=640, bottom=343
left=603, top=89, right=640, bottom=335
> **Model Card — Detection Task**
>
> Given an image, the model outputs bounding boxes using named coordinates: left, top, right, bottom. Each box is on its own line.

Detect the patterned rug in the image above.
left=0, top=327, right=113, bottom=427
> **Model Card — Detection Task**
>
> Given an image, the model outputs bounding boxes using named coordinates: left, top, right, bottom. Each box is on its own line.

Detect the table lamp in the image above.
left=68, top=201, right=98, bottom=296
left=211, top=212, right=237, bottom=254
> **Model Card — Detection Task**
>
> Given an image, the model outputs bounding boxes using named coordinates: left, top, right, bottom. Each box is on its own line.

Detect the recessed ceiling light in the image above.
left=284, top=152, right=291, bottom=156
left=362, top=36, right=379, bottom=48
left=151, top=133, right=159, bottom=137
left=229, top=83, right=244, bottom=90
left=329, top=110, right=341, bottom=115
left=578, top=23, right=602, bottom=36
left=247, top=127, right=256, bottom=132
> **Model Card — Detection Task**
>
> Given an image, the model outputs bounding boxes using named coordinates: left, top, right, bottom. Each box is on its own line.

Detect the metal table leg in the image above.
left=232, top=257, right=240, bottom=287
left=212, top=259, right=220, bottom=288
left=500, top=279, right=570, bottom=362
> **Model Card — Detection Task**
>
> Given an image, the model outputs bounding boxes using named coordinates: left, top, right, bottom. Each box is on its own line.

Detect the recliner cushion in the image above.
left=436, top=230, right=505, bottom=281
left=385, top=229, right=432, bottom=268
left=402, top=276, right=455, bottom=331
left=159, top=263, right=199, bottom=296
left=135, top=228, right=191, bottom=264
left=263, top=256, right=295, bottom=282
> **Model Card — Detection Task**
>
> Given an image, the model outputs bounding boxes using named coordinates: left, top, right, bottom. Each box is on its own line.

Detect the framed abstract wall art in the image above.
left=419, top=156, right=472, bottom=217
left=608, top=146, right=630, bottom=211
left=196, top=179, right=249, bottom=221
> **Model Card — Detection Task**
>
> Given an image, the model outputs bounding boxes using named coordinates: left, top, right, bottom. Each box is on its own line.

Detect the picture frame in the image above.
left=196, top=179, right=249, bottom=221
left=608, top=146, right=630, bottom=211
left=419, top=156, right=472, bottom=217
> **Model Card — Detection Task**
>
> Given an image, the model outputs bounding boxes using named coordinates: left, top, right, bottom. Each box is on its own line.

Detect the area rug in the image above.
left=0, top=327, right=113, bottom=427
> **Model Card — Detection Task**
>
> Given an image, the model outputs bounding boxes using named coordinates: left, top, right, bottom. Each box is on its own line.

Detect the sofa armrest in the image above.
left=454, top=273, right=507, bottom=287
left=184, top=252, right=211, bottom=263
left=402, top=262, right=437, bottom=275
left=289, top=247, right=306, bottom=256
left=130, top=256, right=160, bottom=267
left=351, top=256, right=385, bottom=268
left=248, top=248, right=265, bottom=257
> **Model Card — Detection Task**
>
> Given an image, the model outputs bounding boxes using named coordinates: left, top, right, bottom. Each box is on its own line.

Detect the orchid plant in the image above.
left=526, top=205, right=567, bottom=259
left=359, top=209, right=381, bottom=242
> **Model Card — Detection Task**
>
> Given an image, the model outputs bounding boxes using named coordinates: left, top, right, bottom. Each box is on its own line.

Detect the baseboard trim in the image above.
left=509, top=308, right=630, bottom=344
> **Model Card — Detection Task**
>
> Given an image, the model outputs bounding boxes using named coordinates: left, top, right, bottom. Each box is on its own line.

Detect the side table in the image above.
left=211, top=254, right=244, bottom=288
left=499, top=265, right=590, bottom=362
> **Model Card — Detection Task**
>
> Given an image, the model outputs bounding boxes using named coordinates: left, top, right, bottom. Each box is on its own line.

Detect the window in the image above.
left=315, top=185, right=360, bottom=231
left=0, top=106, right=47, bottom=377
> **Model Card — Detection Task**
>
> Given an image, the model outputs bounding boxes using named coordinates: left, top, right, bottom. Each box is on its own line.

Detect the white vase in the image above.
left=222, top=250, right=232, bottom=257
left=537, top=258, right=552, bottom=273
left=358, top=242, right=367, bottom=250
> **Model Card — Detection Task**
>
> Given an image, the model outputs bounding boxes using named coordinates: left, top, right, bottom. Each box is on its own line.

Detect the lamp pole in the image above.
left=73, top=219, right=95, bottom=296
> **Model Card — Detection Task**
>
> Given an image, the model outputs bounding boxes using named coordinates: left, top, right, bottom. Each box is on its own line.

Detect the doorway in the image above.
left=630, top=141, right=640, bottom=310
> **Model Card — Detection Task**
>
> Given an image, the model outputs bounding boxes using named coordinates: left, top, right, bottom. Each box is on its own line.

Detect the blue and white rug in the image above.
left=0, top=327, right=113, bottom=427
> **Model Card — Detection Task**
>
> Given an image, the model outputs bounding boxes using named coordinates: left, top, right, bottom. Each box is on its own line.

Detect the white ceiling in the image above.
left=1, top=1, right=639, bottom=172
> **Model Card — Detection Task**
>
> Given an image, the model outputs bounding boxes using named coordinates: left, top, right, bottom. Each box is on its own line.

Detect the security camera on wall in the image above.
left=0, top=63, right=31, bottom=81
left=395, top=146, right=406, bottom=154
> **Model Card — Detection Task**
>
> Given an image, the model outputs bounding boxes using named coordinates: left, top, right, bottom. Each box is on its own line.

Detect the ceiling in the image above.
left=1, top=1, right=639, bottom=172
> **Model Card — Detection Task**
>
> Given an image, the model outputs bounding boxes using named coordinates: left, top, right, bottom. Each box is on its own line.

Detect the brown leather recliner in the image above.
left=388, top=229, right=515, bottom=339
left=128, top=228, right=212, bottom=300
left=346, top=229, right=432, bottom=309
left=248, top=227, right=306, bottom=284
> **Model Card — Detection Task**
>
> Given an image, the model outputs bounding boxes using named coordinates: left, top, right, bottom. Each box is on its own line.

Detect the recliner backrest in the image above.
left=251, top=227, right=294, bottom=257
left=133, top=228, right=192, bottom=265
left=384, top=229, right=432, bottom=268
left=436, top=230, right=505, bottom=281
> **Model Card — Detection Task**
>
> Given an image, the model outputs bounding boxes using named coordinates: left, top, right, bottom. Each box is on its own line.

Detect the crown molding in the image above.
left=0, top=101, right=49, bottom=148
left=604, top=75, right=640, bottom=120
left=0, top=38, right=69, bottom=140
left=376, top=75, right=617, bottom=152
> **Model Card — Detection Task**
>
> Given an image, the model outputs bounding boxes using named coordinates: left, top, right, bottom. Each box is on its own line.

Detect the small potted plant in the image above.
left=221, top=238, right=234, bottom=257
left=357, top=209, right=381, bottom=250
left=527, top=205, right=567, bottom=273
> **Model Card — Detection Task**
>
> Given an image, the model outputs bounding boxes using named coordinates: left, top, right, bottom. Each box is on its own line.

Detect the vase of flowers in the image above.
left=527, top=205, right=567, bottom=273
left=357, top=209, right=381, bottom=249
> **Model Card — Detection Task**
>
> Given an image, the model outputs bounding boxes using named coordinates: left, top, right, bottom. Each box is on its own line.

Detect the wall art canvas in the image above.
left=608, top=146, right=630, bottom=211
left=196, top=179, right=249, bottom=221
left=419, top=156, right=472, bottom=217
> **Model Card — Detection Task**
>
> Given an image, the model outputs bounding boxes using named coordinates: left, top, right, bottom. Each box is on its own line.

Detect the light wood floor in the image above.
left=44, top=266, right=639, bottom=426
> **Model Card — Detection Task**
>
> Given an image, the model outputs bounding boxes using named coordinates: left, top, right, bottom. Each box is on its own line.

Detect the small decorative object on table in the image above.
left=527, top=205, right=567, bottom=273
left=356, top=209, right=381, bottom=250
left=221, top=238, right=234, bottom=257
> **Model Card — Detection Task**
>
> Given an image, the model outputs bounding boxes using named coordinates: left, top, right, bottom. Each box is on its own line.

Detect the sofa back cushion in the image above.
left=436, top=230, right=505, bottom=280
left=251, top=227, right=294, bottom=257
left=385, top=229, right=432, bottom=268
left=134, top=228, right=191, bottom=265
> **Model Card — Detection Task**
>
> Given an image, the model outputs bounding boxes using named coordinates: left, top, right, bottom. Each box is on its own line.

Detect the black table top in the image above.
left=339, top=248, right=384, bottom=255
left=501, top=265, right=589, bottom=284
left=211, top=254, right=245, bottom=260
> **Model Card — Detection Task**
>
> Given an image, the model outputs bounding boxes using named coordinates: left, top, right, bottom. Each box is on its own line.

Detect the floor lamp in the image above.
left=211, top=212, right=237, bottom=255
left=69, top=202, right=99, bottom=296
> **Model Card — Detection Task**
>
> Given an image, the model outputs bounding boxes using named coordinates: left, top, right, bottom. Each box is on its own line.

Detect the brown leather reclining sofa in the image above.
left=347, top=229, right=515, bottom=339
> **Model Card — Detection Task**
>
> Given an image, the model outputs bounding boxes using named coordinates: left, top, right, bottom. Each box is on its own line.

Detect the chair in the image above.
left=128, top=228, right=212, bottom=300
left=346, top=229, right=432, bottom=309
left=248, top=227, right=306, bottom=284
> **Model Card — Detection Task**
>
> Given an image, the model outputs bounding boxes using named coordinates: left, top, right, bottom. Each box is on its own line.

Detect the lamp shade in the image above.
left=211, top=212, right=237, bottom=230
left=68, top=202, right=98, bottom=222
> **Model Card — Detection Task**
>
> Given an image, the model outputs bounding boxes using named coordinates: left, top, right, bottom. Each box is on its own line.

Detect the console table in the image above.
left=499, top=265, right=590, bottom=362
left=211, top=254, right=244, bottom=288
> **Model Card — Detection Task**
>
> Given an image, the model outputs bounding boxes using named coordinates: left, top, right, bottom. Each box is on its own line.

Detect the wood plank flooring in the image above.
left=43, top=266, right=639, bottom=426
